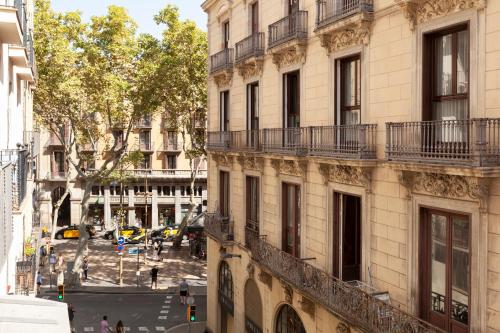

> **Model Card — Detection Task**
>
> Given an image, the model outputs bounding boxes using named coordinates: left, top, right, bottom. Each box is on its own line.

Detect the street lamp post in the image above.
left=118, top=172, right=124, bottom=286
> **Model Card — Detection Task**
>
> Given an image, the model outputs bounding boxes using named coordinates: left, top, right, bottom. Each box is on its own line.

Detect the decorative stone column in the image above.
left=151, top=186, right=158, bottom=229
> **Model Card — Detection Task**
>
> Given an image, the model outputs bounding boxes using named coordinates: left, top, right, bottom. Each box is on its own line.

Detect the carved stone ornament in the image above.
left=271, top=158, right=308, bottom=179
left=319, top=21, right=372, bottom=55
left=258, top=269, right=272, bottom=290
left=270, top=43, right=307, bottom=70
left=336, top=322, right=351, bottom=333
left=246, top=263, right=255, bottom=278
left=213, top=70, right=233, bottom=88
left=318, top=163, right=371, bottom=187
left=212, top=153, right=234, bottom=168
left=395, top=0, right=487, bottom=30
left=299, top=296, right=315, bottom=318
left=235, top=58, right=264, bottom=80
left=282, top=282, right=293, bottom=303
left=399, top=171, right=490, bottom=204
left=237, top=155, right=264, bottom=172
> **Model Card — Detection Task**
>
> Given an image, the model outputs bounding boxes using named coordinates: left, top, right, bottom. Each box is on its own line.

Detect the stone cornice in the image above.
left=237, top=155, right=265, bottom=172
left=270, top=158, right=308, bottom=179
left=212, top=152, right=234, bottom=168
left=395, top=0, right=487, bottom=30
left=269, top=41, right=307, bottom=70
left=235, top=57, right=264, bottom=80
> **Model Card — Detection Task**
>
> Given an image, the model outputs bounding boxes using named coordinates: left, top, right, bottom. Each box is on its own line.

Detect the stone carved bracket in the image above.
left=298, top=295, right=315, bottom=318
left=235, top=58, right=264, bottom=80
left=318, top=163, right=372, bottom=189
left=258, top=269, right=272, bottom=290
left=271, top=158, right=308, bottom=179
left=395, top=0, right=487, bottom=30
left=270, top=43, right=307, bottom=70
left=247, top=263, right=255, bottom=278
left=281, top=282, right=293, bottom=304
left=212, top=152, right=234, bottom=168
left=399, top=171, right=490, bottom=209
left=213, top=69, right=233, bottom=88
left=336, top=322, right=351, bottom=333
left=319, top=20, right=372, bottom=55
left=237, top=155, right=264, bottom=172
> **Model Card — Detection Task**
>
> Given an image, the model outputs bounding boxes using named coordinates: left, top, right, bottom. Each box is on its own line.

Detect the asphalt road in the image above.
left=39, top=293, right=207, bottom=333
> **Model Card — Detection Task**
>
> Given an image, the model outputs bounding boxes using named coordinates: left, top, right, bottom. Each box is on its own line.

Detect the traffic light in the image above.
left=57, top=285, right=64, bottom=300
left=188, top=305, right=196, bottom=322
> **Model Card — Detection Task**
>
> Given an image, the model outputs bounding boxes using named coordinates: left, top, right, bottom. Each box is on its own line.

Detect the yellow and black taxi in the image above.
left=104, top=226, right=143, bottom=240
left=55, top=225, right=96, bottom=240
left=149, top=225, right=179, bottom=242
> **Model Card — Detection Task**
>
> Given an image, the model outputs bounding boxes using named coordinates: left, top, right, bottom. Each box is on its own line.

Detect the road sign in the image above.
left=186, top=296, right=195, bottom=305
left=117, top=244, right=124, bottom=252
left=117, top=236, right=125, bottom=245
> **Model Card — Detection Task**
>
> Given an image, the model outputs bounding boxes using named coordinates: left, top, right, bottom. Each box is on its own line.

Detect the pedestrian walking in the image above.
left=179, top=278, right=189, bottom=305
left=100, top=315, right=111, bottom=333
left=150, top=266, right=159, bottom=289
left=36, top=271, right=43, bottom=295
left=68, top=303, right=75, bottom=332
left=82, top=256, right=89, bottom=281
left=39, top=245, right=46, bottom=267
left=116, top=320, right=124, bottom=333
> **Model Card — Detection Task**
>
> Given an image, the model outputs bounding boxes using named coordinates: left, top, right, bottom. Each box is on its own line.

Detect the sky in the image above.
left=50, top=0, right=207, bottom=37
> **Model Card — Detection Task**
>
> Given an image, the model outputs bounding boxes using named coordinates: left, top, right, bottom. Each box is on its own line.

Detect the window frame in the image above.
left=335, top=54, right=361, bottom=126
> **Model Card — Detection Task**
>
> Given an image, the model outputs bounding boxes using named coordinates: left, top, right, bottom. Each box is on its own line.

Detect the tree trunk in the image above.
left=71, top=179, right=94, bottom=278
left=50, top=190, right=70, bottom=240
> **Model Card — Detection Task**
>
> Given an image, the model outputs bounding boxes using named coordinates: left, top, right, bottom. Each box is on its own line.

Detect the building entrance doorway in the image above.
left=135, top=205, right=152, bottom=229
left=52, top=187, right=70, bottom=227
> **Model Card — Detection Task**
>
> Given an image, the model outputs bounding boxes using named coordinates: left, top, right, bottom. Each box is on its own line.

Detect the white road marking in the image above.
left=83, top=327, right=94, bottom=332
left=162, top=305, right=170, bottom=309
left=123, top=328, right=131, bottom=332
left=155, top=327, right=165, bottom=331
left=41, top=296, right=50, bottom=299
left=138, top=327, right=149, bottom=332
left=164, top=300, right=170, bottom=303
left=158, top=316, right=168, bottom=320
left=166, top=295, right=173, bottom=299
left=160, top=310, right=169, bottom=314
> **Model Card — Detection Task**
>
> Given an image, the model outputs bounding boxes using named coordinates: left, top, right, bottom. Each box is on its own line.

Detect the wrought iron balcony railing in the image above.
left=160, top=140, right=181, bottom=152
left=0, top=149, right=28, bottom=208
left=235, top=32, right=265, bottom=64
left=138, top=141, right=154, bottom=152
left=231, top=130, right=261, bottom=151
left=126, top=169, right=207, bottom=179
left=46, top=135, right=69, bottom=147
left=268, top=11, right=308, bottom=49
left=210, top=48, right=234, bottom=74
left=136, top=117, right=152, bottom=128
left=46, top=171, right=68, bottom=180
left=245, top=232, right=444, bottom=333
left=316, top=0, right=373, bottom=29
left=207, top=131, right=231, bottom=151
left=262, top=127, right=309, bottom=155
left=23, top=130, right=40, bottom=156
left=205, top=212, right=234, bottom=244
left=386, top=118, right=500, bottom=167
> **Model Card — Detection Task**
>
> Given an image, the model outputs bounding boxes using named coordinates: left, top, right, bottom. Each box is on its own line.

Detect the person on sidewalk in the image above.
left=116, top=320, right=124, bottom=333
left=150, top=266, right=159, bottom=289
left=68, top=304, right=75, bottom=332
left=36, top=271, right=43, bottom=295
left=100, top=315, right=112, bottom=333
left=39, top=245, right=46, bottom=267
left=82, top=256, right=89, bottom=281
left=179, top=279, right=189, bottom=305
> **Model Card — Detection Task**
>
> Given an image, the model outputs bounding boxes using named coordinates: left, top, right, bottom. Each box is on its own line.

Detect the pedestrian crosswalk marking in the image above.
left=123, top=328, right=131, bottom=332
left=166, top=295, right=173, bottom=299
left=158, top=315, right=168, bottom=320
left=83, top=327, right=94, bottom=332
left=160, top=310, right=169, bottom=314
left=138, top=327, right=149, bottom=332
left=41, top=296, right=50, bottom=299
left=155, top=327, right=165, bottom=331
left=162, top=305, right=170, bottom=309
left=164, top=300, right=170, bottom=303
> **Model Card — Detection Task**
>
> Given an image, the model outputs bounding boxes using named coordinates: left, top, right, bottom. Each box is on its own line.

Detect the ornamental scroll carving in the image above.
left=320, top=22, right=371, bottom=54
left=213, top=70, right=233, bottom=88
left=281, top=282, right=293, bottom=304
left=246, top=263, right=255, bottom=278
left=237, top=155, right=264, bottom=172
left=299, top=296, right=315, bottom=318
left=399, top=171, right=490, bottom=206
left=336, top=322, right=351, bottom=333
left=271, top=43, right=307, bottom=70
left=271, top=159, right=308, bottom=179
left=395, top=0, right=486, bottom=30
left=235, top=58, right=264, bottom=80
left=318, top=163, right=371, bottom=188
left=258, top=270, right=272, bottom=290
left=212, top=153, right=234, bottom=168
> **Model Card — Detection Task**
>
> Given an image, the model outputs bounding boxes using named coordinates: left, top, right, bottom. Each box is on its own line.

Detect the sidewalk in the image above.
left=41, top=285, right=207, bottom=295
left=165, top=321, right=207, bottom=333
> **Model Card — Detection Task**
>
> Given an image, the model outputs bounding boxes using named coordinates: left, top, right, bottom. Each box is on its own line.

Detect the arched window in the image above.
left=245, top=279, right=262, bottom=333
left=218, top=261, right=234, bottom=315
left=276, top=304, right=305, bottom=333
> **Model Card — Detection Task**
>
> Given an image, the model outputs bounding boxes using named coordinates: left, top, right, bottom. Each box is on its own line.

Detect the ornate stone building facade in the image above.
left=203, top=0, right=499, bottom=332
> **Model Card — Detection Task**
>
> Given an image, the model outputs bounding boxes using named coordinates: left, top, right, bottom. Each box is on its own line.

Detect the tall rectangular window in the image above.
left=283, top=71, right=300, bottom=128
left=336, top=55, right=361, bottom=125
left=223, top=21, right=230, bottom=49
left=332, top=192, right=361, bottom=281
left=220, top=91, right=230, bottom=131
left=139, top=155, right=151, bottom=169
left=139, top=131, right=151, bottom=150
left=420, top=209, right=470, bottom=333
left=246, top=176, right=259, bottom=235
left=251, top=2, right=259, bottom=34
left=53, top=151, right=65, bottom=172
left=112, top=130, right=124, bottom=148
left=288, top=0, right=299, bottom=14
left=219, top=171, right=230, bottom=218
left=166, top=155, right=176, bottom=169
left=282, top=183, right=300, bottom=257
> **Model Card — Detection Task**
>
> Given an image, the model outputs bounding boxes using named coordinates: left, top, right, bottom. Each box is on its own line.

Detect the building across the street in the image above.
left=0, top=0, right=39, bottom=296
left=38, top=113, right=207, bottom=231
left=202, top=0, right=500, bottom=332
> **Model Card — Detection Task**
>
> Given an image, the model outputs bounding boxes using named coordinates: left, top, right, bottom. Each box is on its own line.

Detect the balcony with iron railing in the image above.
left=235, top=32, right=265, bottom=64
left=316, top=0, right=373, bottom=29
left=159, top=140, right=182, bottom=152
left=207, top=125, right=377, bottom=160
left=210, top=48, right=234, bottom=74
left=126, top=169, right=207, bottom=179
left=45, top=134, right=69, bottom=147
left=46, top=171, right=68, bottom=180
left=135, top=117, right=152, bottom=128
left=386, top=119, right=500, bottom=167
left=245, top=231, right=444, bottom=333
left=268, top=11, right=308, bottom=50
left=204, top=212, right=234, bottom=245
left=0, top=0, right=25, bottom=45
left=0, top=149, right=28, bottom=208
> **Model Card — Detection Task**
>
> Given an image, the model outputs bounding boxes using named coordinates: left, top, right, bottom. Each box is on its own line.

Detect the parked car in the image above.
left=149, top=225, right=179, bottom=241
left=104, top=226, right=143, bottom=240
left=55, top=225, right=96, bottom=240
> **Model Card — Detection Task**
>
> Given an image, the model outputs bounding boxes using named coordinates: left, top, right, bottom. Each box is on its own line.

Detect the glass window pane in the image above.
left=431, top=214, right=447, bottom=314
left=434, top=34, right=453, bottom=96
left=457, top=30, right=469, bottom=94
left=452, top=216, right=469, bottom=325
